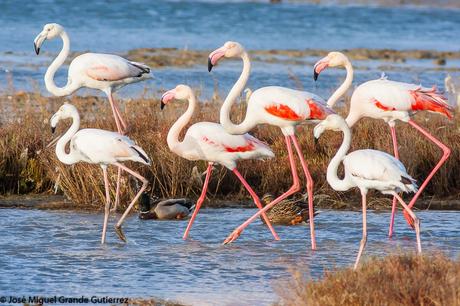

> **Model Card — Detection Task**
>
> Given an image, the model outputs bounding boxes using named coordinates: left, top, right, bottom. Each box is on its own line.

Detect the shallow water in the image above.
left=0, top=208, right=458, bottom=305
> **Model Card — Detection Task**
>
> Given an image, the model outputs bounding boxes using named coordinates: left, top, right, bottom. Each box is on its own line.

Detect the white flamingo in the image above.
left=161, top=85, right=279, bottom=241
left=34, top=23, right=151, bottom=211
left=50, top=103, right=150, bottom=244
left=209, top=42, right=352, bottom=247
left=314, top=54, right=452, bottom=237
left=314, top=114, right=421, bottom=269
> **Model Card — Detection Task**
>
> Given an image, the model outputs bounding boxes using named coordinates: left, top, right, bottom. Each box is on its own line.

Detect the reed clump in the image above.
left=276, top=253, right=460, bottom=306
left=1, top=90, right=459, bottom=210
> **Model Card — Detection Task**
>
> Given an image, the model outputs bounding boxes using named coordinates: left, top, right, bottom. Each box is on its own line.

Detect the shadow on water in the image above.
left=0, top=208, right=458, bottom=305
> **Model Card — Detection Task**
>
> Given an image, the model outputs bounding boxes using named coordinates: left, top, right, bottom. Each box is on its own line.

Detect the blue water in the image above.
left=1, top=1, right=459, bottom=99
left=0, top=208, right=458, bottom=305
left=1, top=1, right=459, bottom=52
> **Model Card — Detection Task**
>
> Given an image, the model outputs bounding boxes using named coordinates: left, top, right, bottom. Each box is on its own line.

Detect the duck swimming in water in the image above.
left=260, top=193, right=319, bottom=226
left=138, top=194, right=194, bottom=220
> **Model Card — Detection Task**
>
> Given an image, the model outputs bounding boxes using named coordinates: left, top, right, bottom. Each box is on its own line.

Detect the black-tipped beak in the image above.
left=51, top=126, right=56, bottom=134
left=160, top=101, right=165, bottom=110
left=208, top=57, right=213, bottom=72
left=313, top=70, right=319, bottom=82
left=34, top=43, right=40, bottom=55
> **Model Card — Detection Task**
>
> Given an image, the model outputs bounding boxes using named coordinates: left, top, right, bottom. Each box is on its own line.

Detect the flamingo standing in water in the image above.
left=314, top=114, right=421, bottom=269
left=50, top=103, right=150, bottom=244
left=34, top=23, right=151, bottom=211
left=161, top=85, right=279, bottom=240
left=209, top=42, right=353, bottom=247
left=314, top=54, right=452, bottom=237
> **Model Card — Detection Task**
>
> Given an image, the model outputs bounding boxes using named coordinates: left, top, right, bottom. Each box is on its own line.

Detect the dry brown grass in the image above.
left=1, top=89, right=459, bottom=210
left=276, top=253, right=460, bottom=306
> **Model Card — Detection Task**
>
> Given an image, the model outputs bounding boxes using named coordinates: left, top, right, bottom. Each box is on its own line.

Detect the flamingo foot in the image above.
left=115, top=225, right=127, bottom=242
left=223, top=228, right=243, bottom=245
left=403, top=210, right=416, bottom=230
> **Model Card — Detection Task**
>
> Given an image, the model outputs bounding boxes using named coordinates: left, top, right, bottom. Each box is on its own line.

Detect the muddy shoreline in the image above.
left=1, top=194, right=458, bottom=211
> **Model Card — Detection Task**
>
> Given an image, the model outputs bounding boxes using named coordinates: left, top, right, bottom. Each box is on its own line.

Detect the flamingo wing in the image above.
left=84, top=53, right=150, bottom=82
left=344, top=149, right=414, bottom=184
left=364, top=79, right=452, bottom=118
left=72, top=129, right=150, bottom=164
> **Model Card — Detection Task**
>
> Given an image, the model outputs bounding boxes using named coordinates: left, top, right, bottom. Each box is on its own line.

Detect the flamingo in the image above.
left=161, top=84, right=279, bottom=241
left=314, top=114, right=421, bottom=269
left=314, top=54, right=452, bottom=237
left=209, top=42, right=352, bottom=247
left=50, top=103, right=150, bottom=244
left=34, top=23, right=151, bottom=212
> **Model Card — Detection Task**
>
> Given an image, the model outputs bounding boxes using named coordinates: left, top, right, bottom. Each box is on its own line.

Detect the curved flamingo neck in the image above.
left=219, top=51, right=255, bottom=134
left=167, top=94, right=196, bottom=153
left=45, top=30, right=78, bottom=96
left=326, top=120, right=355, bottom=192
left=55, top=110, right=81, bottom=165
left=326, top=60, right=354, bottom=108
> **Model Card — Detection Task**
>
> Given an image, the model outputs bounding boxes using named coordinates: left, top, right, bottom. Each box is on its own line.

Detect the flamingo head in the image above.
left=160, top=85, right=193, bottom=110
left=208, top=41, right=245, bottom=72
left=313, top=114, right=346, bottom=139
left=313, top=52, right=349, bottom=81
left=50, top=103, right=78, bottom=133
left=34, top=23, right=65, bottom=55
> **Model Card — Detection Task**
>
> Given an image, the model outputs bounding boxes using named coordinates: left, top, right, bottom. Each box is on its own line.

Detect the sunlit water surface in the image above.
left=0, top=208, right=458, bottom=305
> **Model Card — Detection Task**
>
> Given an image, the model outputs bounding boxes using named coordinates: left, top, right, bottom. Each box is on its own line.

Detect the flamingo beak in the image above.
left=207, top=46, right=227, bottom=72
left=313, top=57, right=330, bottom=81
left=51, top=126, right=56, bottom=134
left=160, top=90, right=176, bottom=110
left=34, top=32, right=47, bottom=55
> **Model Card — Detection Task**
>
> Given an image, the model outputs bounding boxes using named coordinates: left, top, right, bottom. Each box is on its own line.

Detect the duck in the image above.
left=259, top=193, right=319, bottom=226
left=138, top=194, right=194, bottom=220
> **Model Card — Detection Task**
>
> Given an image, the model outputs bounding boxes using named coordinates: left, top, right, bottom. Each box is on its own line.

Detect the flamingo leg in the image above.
left=101, top=166, right=111, bottom=244
left=392, top=193, right=422, bottom=254
left=388, top=124, right=400, bottom=238
left=113, top=162, right=149, bottom=242
left=354, top=192, right=368, bottom=270
left=401, top=120, right=451, bottom=228
left=232, top=168, right=280, bottom=241
left=107, top=93, right=124, bottom=134
left=291, top=135, right=317, bottom=250
left=223, top=136, right=300, bottom=244
left=111, top=167, right=123, bottom=213
left=112, top=97, right=129, bottom=133
left=183, top=163, right=213, bottom=240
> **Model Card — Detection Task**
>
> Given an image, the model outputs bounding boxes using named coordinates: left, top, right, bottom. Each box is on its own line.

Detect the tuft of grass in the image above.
left=0, top=89, right=459, bottom=210
left=277, top=253, right=460, bottom=306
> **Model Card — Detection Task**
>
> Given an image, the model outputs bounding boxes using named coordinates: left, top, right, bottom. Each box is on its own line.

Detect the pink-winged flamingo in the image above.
left=209, top=43, right=352, bottom=248
left=314, top=54, right=452, bottom=237
left=50, top=103, right=150, bottom=244
left=314, top=114, right=421, bottom=269
left=34, top=23, right=151, bottom=212
left=161, top=84, right=279, bottom=241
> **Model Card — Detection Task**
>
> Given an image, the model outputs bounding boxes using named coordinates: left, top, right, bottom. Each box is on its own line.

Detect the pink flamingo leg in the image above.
left=401, top=119, right=451, bottom=228
left=101, top=166, right=111, bottom=244
left=112, top=97, right=129, bottom=133
left=111, top=167, right=123, bottom=213
left=183, top=163, right=213, bottom=240
left=354, top=191, right=368, bottom=270
left=113, top=162, right=149, bottom=242
left=290, top=135, right=316, bottom=250
left=392, top=192, right=422, bottom=254
left=388, top=124, right=400, bottom=238
left=223, top=136, right=300, bottom=244
left=107, top=92, right=124, bottom=134
left=232, top=168, right=280, bottom=241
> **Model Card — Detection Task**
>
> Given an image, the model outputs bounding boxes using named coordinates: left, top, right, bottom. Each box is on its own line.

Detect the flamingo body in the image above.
left=346, top=78, right=453, bottom=126
left=68, top=129, right=149, bottom=165
left=248, top=86, right=333, bottom=134
left=343, top=149, right=417, bottom=195
left=175, top=121, right=274, bottom=169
